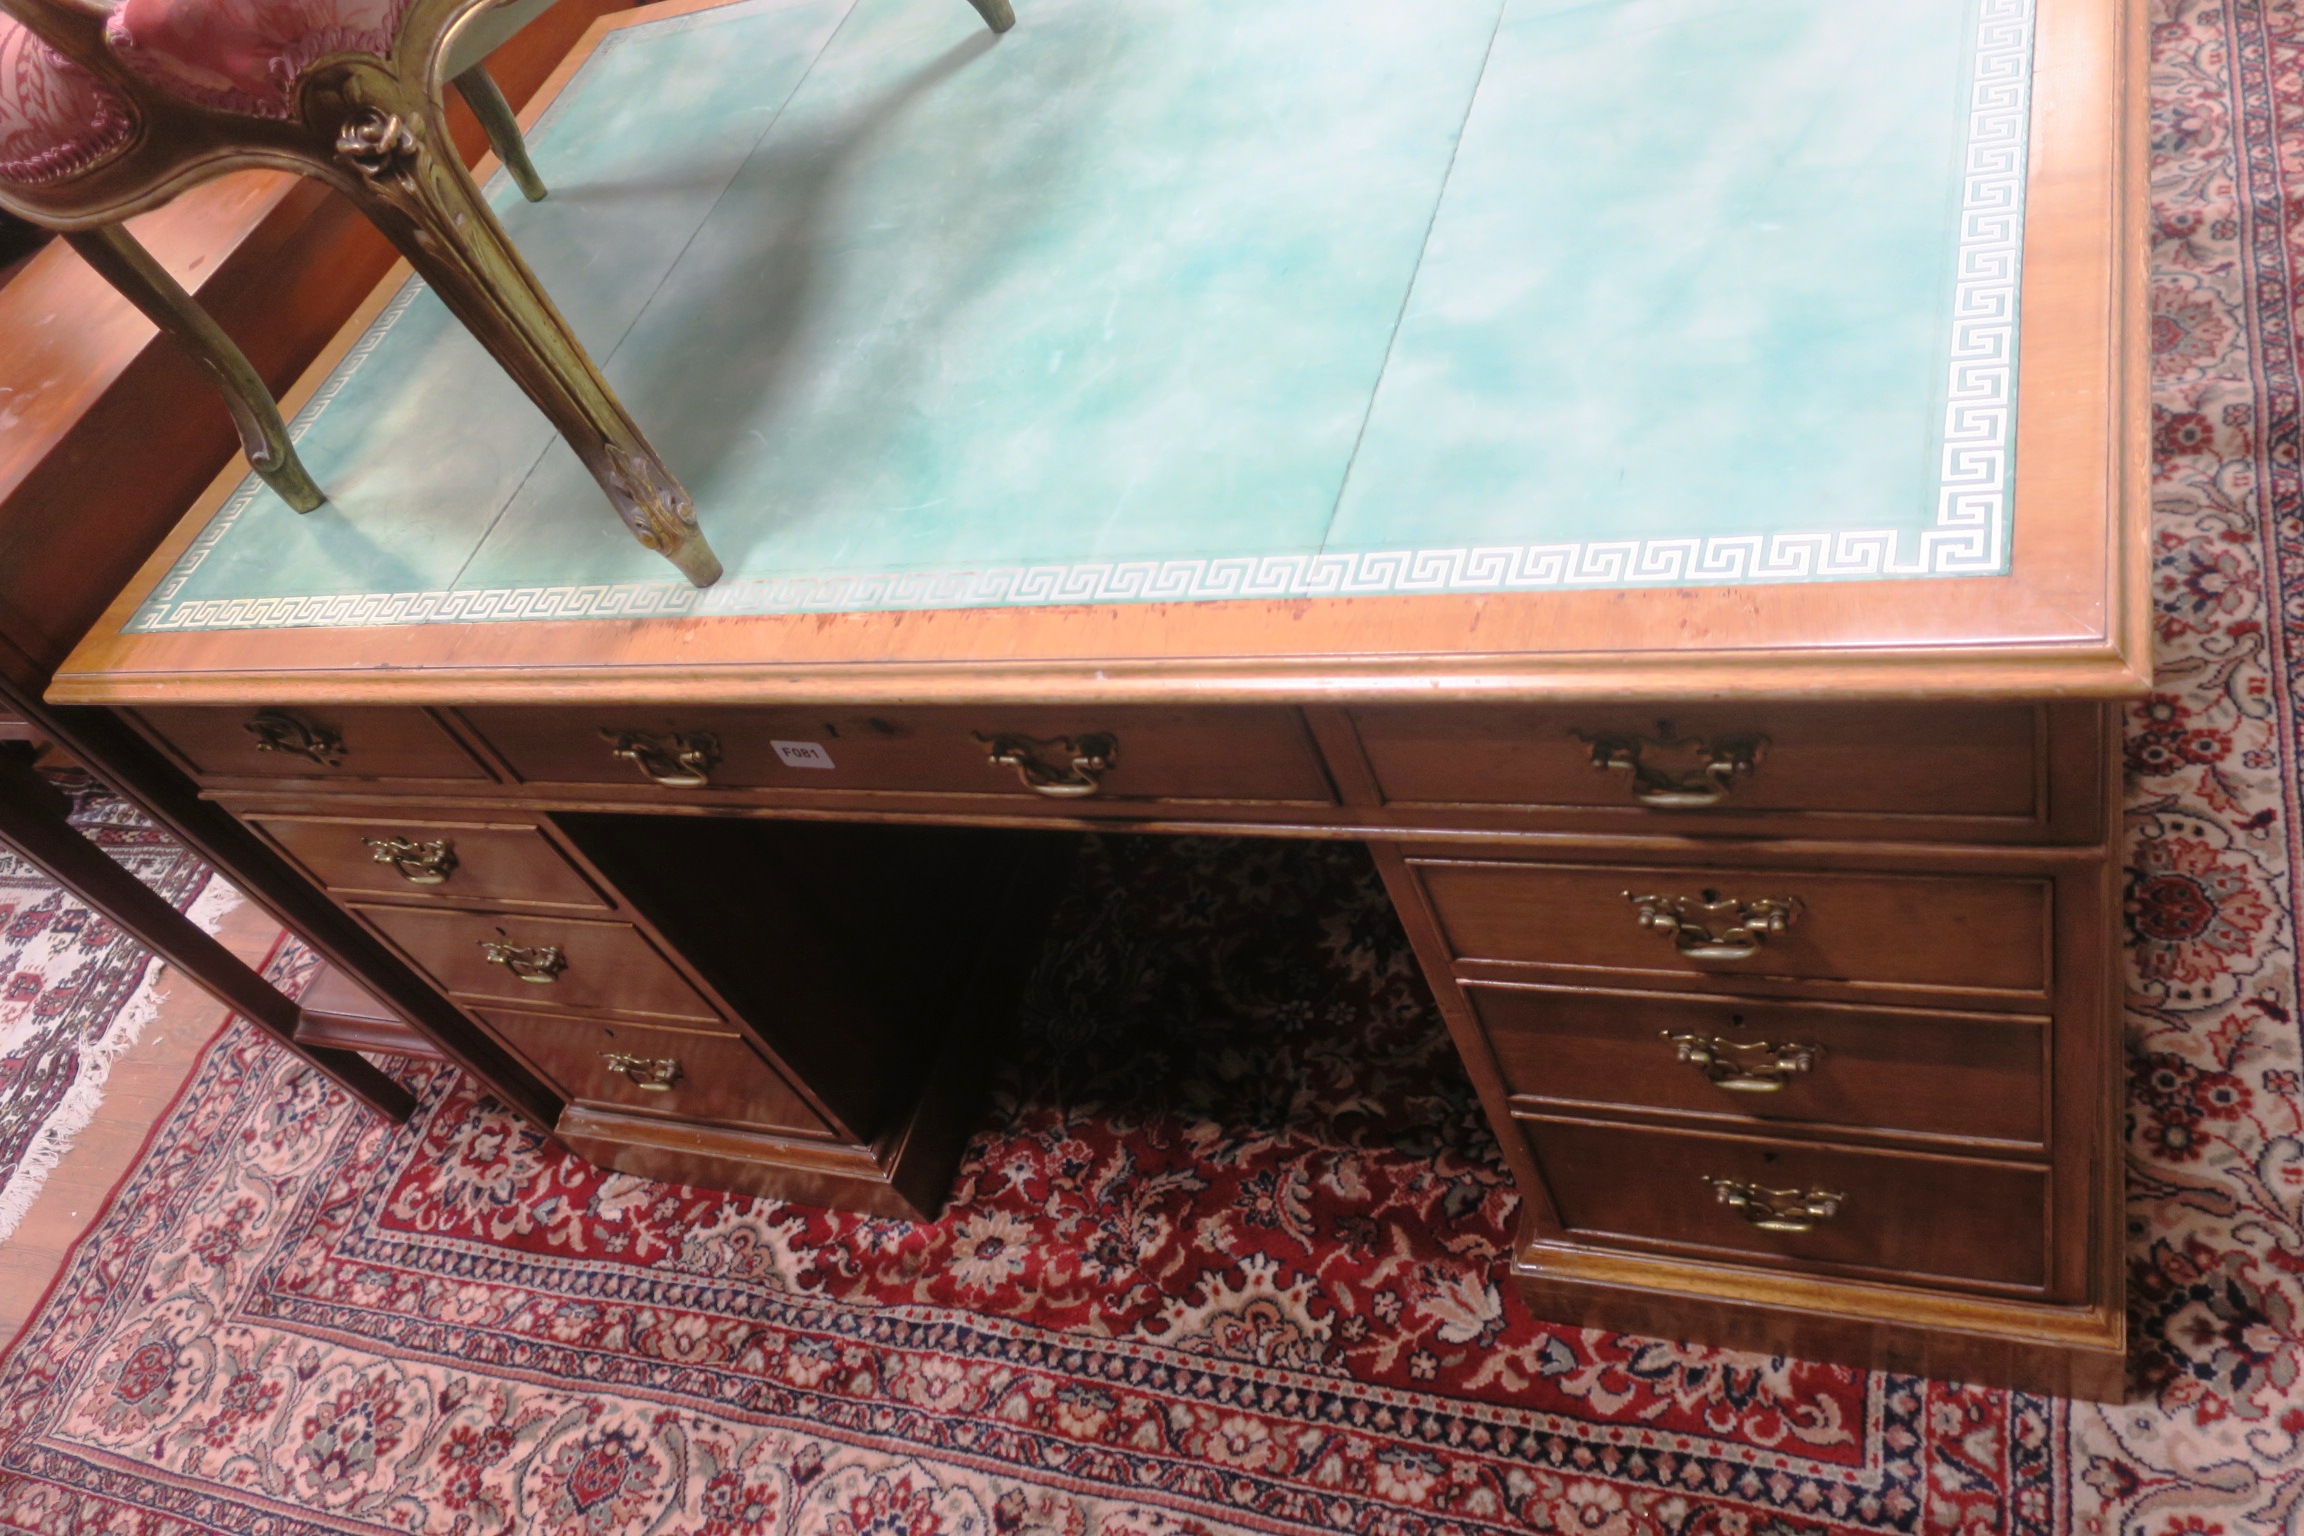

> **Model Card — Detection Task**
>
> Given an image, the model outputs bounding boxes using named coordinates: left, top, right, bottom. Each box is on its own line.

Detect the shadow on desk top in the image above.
left=46, top=0, right=2147, bottom=706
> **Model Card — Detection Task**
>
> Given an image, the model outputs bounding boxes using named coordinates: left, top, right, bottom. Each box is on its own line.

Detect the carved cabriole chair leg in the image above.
left=63, top=226, right=327, bottom=513
left=317, top=71, right=723, bottom=587
left=450, top=64, right=546, bottom=203
left=3, top=0, right=1013, bottom=585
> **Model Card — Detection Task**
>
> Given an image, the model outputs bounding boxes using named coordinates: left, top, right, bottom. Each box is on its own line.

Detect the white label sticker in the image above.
left=772, top=740, right=837, bottom=770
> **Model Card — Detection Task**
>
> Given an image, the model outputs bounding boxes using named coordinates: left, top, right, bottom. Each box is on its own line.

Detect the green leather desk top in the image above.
left=129, top=0, right=2034, bottom=633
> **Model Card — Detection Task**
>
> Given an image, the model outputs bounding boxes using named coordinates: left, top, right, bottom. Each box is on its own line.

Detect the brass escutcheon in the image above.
left=363, top=836, right=458, bottom=885
left=1577, top=723, right=1767, bottom=808
left=479, top=938, right=566, bottom=984
left=1624, top=889, right=1799, bottom=961
left=246, top=710, right=344, bottom=767
left=1708, top=1178, right=1843, bottom=1233
left=600, top=1052, right=681, bottom=1092
left=602, top=728, right=722, bottom=788
left=1662, top=1031, right=1822, bottom=1092
left=976, top=731, right=1118, bottom=798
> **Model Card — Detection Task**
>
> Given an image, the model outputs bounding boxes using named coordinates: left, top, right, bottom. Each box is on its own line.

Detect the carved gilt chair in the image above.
left=0, top=0, right=1016, bottom=589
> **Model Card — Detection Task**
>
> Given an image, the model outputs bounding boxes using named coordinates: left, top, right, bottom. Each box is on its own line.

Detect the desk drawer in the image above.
left=249, top=814, right=609, bottom=909
left=135, top=706, right=490, bottom=783
left=356, top=906, right=719, bottom=1023
left=1521, top=1117, right=2049, bottom=1291
left=1416, top=858, right=2051, bottom=1001
left=479, top=1009, right=827, bottom=1137
left=456, top=705, right=1334, bottom=804
left=1351, top=704, right=2050, bottom=826
left=1470, top=985, right=2046, bottom=1145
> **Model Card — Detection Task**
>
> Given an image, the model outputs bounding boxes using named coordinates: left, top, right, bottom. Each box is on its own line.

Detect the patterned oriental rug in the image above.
left=0, top=784, right=222, bottom=1245
left=4, top=0, right=2304, bottom=1526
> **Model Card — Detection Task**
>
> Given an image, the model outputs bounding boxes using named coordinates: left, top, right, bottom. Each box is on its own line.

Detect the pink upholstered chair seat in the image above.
left=0, top=13, right=137, bottom=187
left=106, top=0, right=414, bottom=119
left=2, top=0, right=412, bottom=190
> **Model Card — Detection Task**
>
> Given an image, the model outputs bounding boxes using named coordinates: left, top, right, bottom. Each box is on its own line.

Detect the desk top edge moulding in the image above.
left=48, top=0, right=2148, bottom=707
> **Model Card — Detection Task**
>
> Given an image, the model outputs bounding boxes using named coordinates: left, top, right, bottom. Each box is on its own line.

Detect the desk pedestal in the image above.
left=121, top=696, right=2124, bottom=1396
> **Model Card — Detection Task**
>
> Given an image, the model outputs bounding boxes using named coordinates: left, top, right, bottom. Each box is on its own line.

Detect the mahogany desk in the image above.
left=50, top=0, right=2148, bottom=1396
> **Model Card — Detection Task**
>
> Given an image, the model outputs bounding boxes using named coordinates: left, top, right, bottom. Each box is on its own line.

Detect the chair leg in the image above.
left=65, top=227, right=326, bottom=514
left=0, top=746, right=414, bottom=1123
left=964, top=0, right=1015, bottom=31
left=451, top=64, right=547, bottom=203
left=325, top=96, right=721, bottom=587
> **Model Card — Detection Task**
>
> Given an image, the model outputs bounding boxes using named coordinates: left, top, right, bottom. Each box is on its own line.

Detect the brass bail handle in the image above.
left=479, top=938, right=566, bottom=984
left=601, top=1052, right=681, bottom=1091
left=1709, top=1178, right=1843, bottom=1234
left=1624, top=889, right=1799, bottom=961
left=364, top=836, right=458, bottom=886
left=246, top=709, right=345, bottom=767
left=1662, top=1031, right=1822, bottom=1092
left=603, top=728, right=722, bottom=788
left=1579, top=723, right=1767, bottom=808
left=977, top=731, right=1118, bottom=798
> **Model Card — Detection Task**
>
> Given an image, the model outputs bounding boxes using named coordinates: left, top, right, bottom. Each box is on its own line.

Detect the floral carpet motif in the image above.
left=0, top=780, right=219, bottom=1243
left=0, top=839, right=2024, bottom=1536
left=2074, top=0, right=2304, bottom=1523
left=5, top=0, right=2304, bottom=1527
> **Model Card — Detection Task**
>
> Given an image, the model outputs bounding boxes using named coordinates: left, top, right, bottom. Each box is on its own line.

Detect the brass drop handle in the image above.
left=977, top=731, right=1118, bottom=798
left=246, top=710, right=345, bottom=767
left=1578, top=724, right=1766, bottom=808
left=603, top=729, right=721, bottom=789
left=1709, top=1178, right=1843, bottom=1233
left=1662, top=1031, right=1821, bottom=1092
left=601, top=1052, right=681, bottom=1092
left=479, top=939, right=566, bottom=984
left=1624, top=890, right=1798, bottom=961
left=364, top=836, right=458, bottom=886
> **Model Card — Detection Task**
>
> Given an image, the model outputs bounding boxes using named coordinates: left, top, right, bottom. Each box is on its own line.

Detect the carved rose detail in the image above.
left=334, top=108, right=414, bottom=177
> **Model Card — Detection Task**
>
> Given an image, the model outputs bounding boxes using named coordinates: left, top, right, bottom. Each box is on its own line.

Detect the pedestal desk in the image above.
left=50, top=0, right=2147, bottom=1396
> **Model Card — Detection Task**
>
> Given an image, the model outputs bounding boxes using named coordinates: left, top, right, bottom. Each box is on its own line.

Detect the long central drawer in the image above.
left=456, top=705, right=1337, bottom=804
